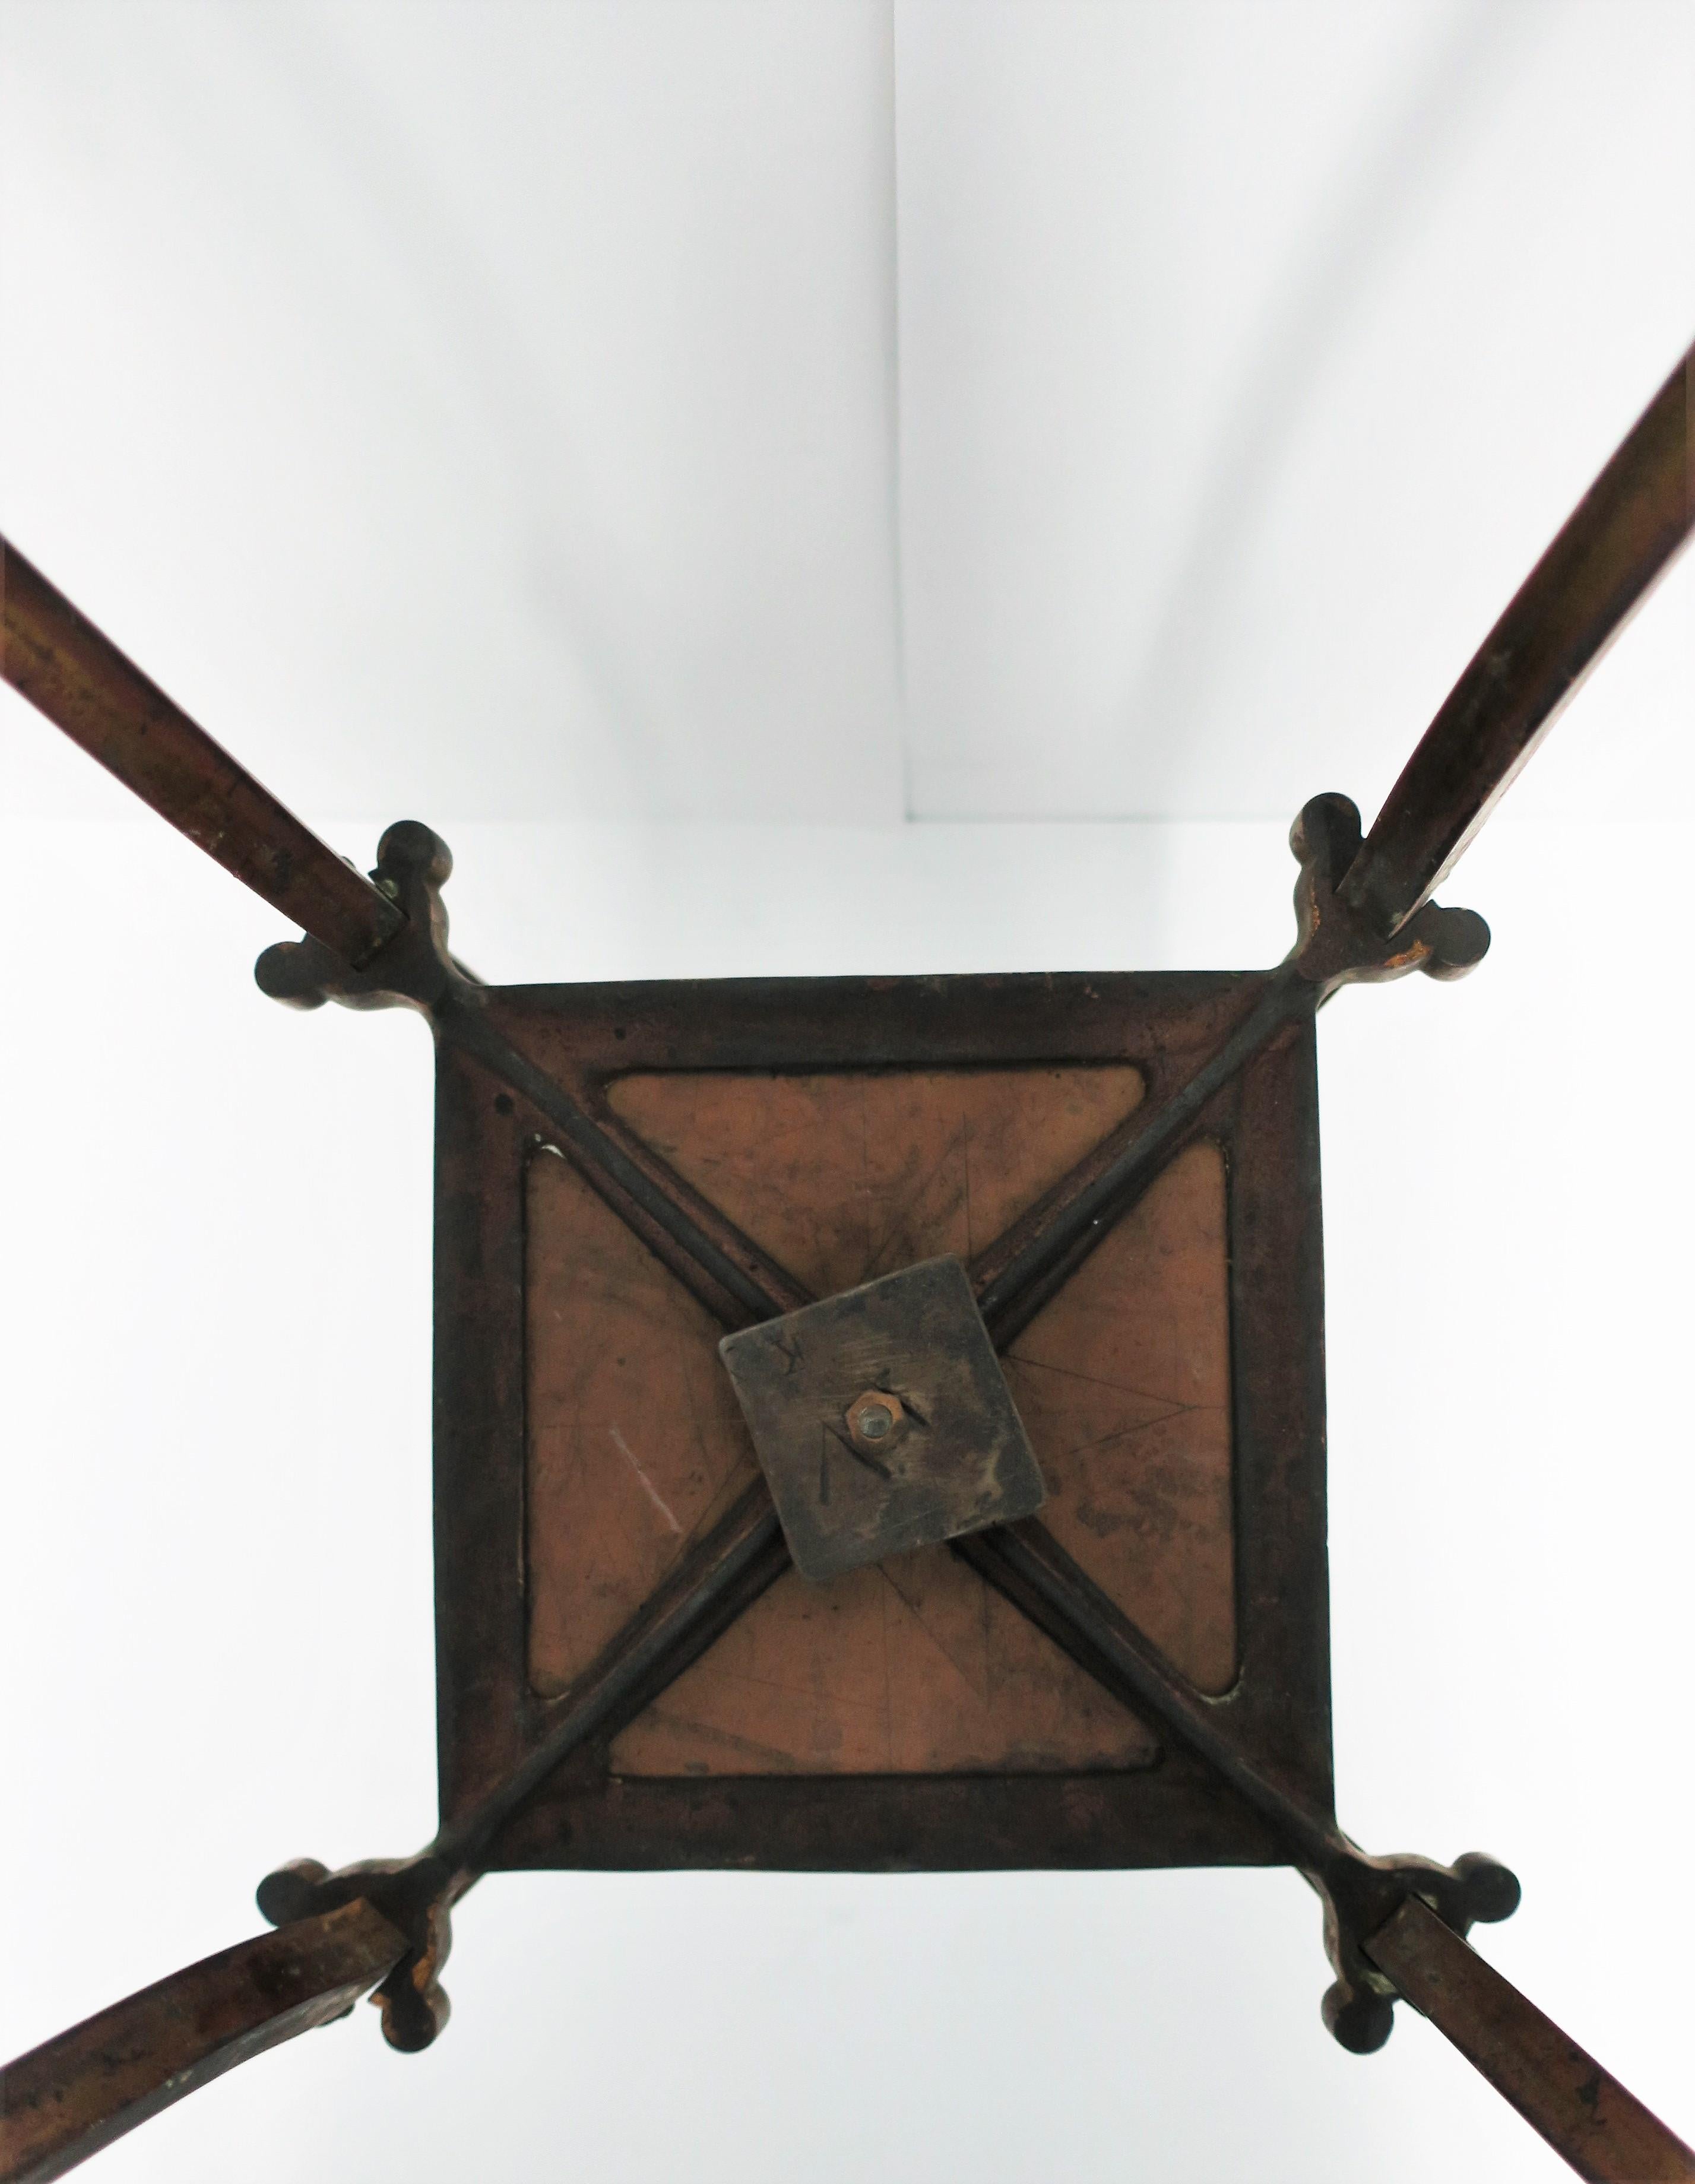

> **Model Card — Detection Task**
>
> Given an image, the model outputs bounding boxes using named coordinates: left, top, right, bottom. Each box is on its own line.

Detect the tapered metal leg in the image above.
left=0, top=1901, right=405, bottom=2184
left=1340, top=341, right=1694, bottom=935
left=0, top=536, right=404, bottom=964
left=1365, top=1897, right=1695, bottom=2183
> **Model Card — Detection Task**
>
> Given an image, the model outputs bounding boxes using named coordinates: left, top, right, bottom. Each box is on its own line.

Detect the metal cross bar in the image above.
left=251, top=822, right=1477, bottom=1888
left=0, top=537, right=405, bottom=966
left=974, top=788, right=1492, bottom=1342
left=974, top=968, right=1310, bottom=1341
left=257, top=830, right=1517, bottom=2027
left=237, top=1483, right=793, bottom=2072
left=255, top=814, right=1464, bottom=1367
left=949, top=1521, right=1513, bottom=2033
left=0, top=1488, right=794, bottom=2184
left=432, top=1483, right=788, bottom=1872
left=952, top=1527, right=1693, bottom=2178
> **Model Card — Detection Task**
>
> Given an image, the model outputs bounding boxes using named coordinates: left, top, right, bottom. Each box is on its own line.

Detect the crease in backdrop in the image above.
left=1, top=2, right=1692, bottom=2176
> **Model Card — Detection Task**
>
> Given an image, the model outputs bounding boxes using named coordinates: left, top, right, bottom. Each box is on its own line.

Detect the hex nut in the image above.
left=846, top=1389, right=906, bottom=1454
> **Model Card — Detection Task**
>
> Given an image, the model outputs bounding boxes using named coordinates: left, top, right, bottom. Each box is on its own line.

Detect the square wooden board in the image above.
left=431, top=971, right=1332, bottom=1871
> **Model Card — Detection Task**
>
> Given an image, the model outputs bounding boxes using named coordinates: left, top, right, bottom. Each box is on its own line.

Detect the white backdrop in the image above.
left=1, top=801, right=1691, bottom=2180
left=2, top=0, right=1692, bottom=831
left=2, top=1, right=1694, bottom=2177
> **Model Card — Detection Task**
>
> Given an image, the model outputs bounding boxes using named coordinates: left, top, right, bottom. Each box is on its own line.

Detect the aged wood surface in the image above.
left=0, top=535, right=403, bottom=966
left=1365, top=1898, right=1695, bottom=2183
left=443, top=976, right=1329, bottom=1868
left=526, top=1064, right=1235, bottom=1776
left=0, top=1901, right=404, bottom=2184
left=610, top=1546, right=1158, bottom=1775
left=528, top=1064, right=1145, bottom=1698
left=609, top=1063, right=1147, bottom=1296
left=526, top=1146, right=761, bottom=1695
left=1005, top=1138, right=1234, bottom=1695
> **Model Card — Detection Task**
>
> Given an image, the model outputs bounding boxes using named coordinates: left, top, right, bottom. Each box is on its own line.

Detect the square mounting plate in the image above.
left=430, top=969, right=1332, bottom=1873
left=720, top=1256, right=1048, bottom=1583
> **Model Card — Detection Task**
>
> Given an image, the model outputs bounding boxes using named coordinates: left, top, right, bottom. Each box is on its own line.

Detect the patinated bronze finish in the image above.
left=2, top=337, right=1691, bottom=2184
left=720, top=1256, right=1048, bottom=1582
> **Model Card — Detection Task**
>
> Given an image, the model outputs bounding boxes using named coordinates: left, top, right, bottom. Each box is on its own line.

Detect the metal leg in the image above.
left=1365, top=1898, right=1695, bottom=2183
left=8, top=350, right=1691, bottom=2175
left=0, top=537, right=404, bottom=965
left=0, top=1901, right=405, bottom=2184
left=1340, top=340, right=1694, bottom=936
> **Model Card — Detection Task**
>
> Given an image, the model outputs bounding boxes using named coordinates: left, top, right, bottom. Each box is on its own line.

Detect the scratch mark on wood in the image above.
left=608, top=1426, right=683, bottom=1534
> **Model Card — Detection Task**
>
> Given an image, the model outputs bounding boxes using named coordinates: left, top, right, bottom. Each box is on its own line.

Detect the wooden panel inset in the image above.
left=609, top=1554, right=1157, bottom=1775
left=525, top=1149, right=762, bottom=1698
left=528, top=1066, right=1231, bottom=1773
left=606, top=1064, right=1146, bottom=1298
left=1005, top=1139, right=1236, bottom=1694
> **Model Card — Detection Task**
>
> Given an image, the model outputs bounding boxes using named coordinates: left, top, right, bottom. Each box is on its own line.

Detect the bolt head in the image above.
left=846, top=1389, right=905, bottom=1452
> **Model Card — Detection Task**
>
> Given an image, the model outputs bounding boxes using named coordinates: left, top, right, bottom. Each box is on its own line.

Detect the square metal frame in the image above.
left=431, top=969, right=1332, bottom=1872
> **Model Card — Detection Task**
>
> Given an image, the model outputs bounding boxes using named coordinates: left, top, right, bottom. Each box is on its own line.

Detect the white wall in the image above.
left=1, top=800, right=1690, bottom=2180
left=2, top=0, right=1692, bottom=2173
left=3, top=0, right=1691, bottom=831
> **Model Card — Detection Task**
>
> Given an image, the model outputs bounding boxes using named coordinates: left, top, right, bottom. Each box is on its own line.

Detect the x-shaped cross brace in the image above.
left=2, top=338, right=1689, bottom=2184
left=248, top=800, right=1504, bottom=2061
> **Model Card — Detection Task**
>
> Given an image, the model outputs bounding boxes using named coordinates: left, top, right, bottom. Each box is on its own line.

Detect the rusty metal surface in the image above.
left=236, top=1484, right=791, bottom=2057
left=31, top=814, right=1500, bottom=2048
left=586, top=1131, right=1236, bottom=1783
left=9, top=320, right=1693, bottom=2169
left=1364, top=1898, right=1695, bottom=2182
left=8, top=784, right=1685, bottom=2167
left=518, top=1063, right=1235, bottom=1761
left=0, top=536, right=405, bottom=966
left=953, top=1517, right=1519, bottom=2054
left=1341, top=339, right=1694, bottom=936
left=1002, top=1137, right=1235, bottom=1697
left=283, top=820, right=1513, bottom=2053
left=720, top=1256, right=1047, bottom=1581
left=420, top=946, right=1333, bottom=1866
left=0, top=1901, right=404, bottom=2184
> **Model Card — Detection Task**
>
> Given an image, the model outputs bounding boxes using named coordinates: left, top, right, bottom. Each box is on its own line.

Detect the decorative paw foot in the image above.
left=1289, top=794, right=1490, bottom=997
left=254, top=821, right=469, bottom=1015
left=256, top=1850, right=465, bottom=2053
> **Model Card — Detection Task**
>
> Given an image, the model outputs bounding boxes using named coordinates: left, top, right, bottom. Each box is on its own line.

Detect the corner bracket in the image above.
left=255, top=1851, right=468, bottom=2055
left=1288, top=793, right=1489, bottom=999
left=254, top=820, right=474, bottom=1016
left=1308, top=1844, right=1520, bottom=2053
